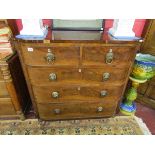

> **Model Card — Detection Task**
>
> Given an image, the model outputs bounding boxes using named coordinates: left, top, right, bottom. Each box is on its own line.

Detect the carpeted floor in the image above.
left=0, top=116, right=151, bottom=135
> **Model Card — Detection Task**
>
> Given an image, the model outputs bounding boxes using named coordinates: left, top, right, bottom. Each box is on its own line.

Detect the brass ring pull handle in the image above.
left=97, top=106, right=103, bottom=112
left=45, top=49, right=55, bottom=63
left=51, top=91, right=59, bottom=98
left=106, top=49, right=113, bottom=64
left=100, top=90, right=107, bottom=97
left=49, top=73, right=57, bottom=81
left=54, top=109, right=61, bottom=114
left=103, top=72, right=110, bottom=81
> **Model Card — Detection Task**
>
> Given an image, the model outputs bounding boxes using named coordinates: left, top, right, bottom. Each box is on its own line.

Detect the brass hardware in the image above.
left=78, top=69, right=82, bottom=72
left=100, top=90, right=107, bottom=97
left=103, top=72, right=110, bottom=81
left=54, top=109, right=61, bottom=114
left=43, top=39, right=50, bottom=43
left=45, top=49, right=55, bottom=63
left=106, top=49, right=113, bottom=64
left=97, top=106, right=103, bottom=112
left=49, top=73, right=57, bottom=81
left=51, top=91, right=59, bottom=98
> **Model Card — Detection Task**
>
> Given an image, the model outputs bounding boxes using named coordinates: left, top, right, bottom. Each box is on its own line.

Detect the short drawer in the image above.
left=0, top=81, right=9, bottom=97
left=21, top=44, right=80, bottom=66
left=82, top=67, right=128, bottom=84
left=28, top=67, right=81, bottom=85
left=33, top=85, right=123, bottom=103
left=28, top=66, right=128, bottom=86
left=37, top=101, right=117, bottom=120
left=0, top=98, right=16, bottom=115
left=82, top=46, right=136, bottom=66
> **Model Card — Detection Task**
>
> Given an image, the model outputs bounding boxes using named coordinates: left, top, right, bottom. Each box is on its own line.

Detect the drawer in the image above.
left=82, top=46, right=136, bottom=66
left=33, top=85, right=123, bottom=103
left=0, top=98, right=16, bottom=115
left=28, top=67, right=81, bottom=85
left=82, top=67, right=128, bottom=84
left=0, top=81, right=9, bottom=97
left=21, top=44, right=80, bottom=66
left=37, top=101, right=117, bottom=120
left=28, top=66, right=128, bottom=85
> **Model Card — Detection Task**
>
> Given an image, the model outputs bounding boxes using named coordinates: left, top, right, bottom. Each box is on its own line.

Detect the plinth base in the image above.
left=120, top=102, right=136, bottom=116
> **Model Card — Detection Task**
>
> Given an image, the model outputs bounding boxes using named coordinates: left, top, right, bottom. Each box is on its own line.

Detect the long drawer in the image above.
left=28, top=66, right=128, bottom=86
left=21, top=44, right=80, bottom=66
left=37, top=101, right=117, bottom=120
left=32, top=85, right=123, bottom=103
left=0, top=98, right=16, bottom=115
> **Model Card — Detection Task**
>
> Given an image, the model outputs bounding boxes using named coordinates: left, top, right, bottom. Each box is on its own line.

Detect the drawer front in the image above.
left=28, top=67, right=81, bottom=85
left=37, top=102, right=116, bottom=120
left=82, top=67, right=128, bottom=84
left=0, top=81, right=9, bottom=97
left=33, top=85, right=123, bottom=103
left=28, top=66, right=128, bottom=85
left=0, top=98, right=16, bottom=115
left=82, top=46, right=135, bottom=66
left=21, top=44, right=80, bottom=66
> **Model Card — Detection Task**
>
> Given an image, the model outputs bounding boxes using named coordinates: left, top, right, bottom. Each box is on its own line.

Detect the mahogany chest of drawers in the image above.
left=0, top=53, right=31, bottom=120
left=14, top=32, right=140, bottom=120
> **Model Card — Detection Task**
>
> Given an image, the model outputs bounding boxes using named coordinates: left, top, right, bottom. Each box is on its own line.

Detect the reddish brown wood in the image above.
left=27, top=66, right=128, bottom=86
left=37, top=101, right=117, bottom=120
left=12, top=29, right=142, bottom=44
left=21, top=44, right=80, bottom=67
left=32, top=84, right=124, bottom=103
left=14, top=30, right=140, bottom=120
left=82, top=46, right=136, bottom=67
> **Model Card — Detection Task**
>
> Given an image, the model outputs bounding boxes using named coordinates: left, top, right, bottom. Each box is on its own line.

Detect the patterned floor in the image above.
left=0, top=116, right=151, bottom=135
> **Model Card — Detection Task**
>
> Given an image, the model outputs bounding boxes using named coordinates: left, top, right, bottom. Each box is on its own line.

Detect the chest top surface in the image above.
left=13, top=29, right=142, bottom=45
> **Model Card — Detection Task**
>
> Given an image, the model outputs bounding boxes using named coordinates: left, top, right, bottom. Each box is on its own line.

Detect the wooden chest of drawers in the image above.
left=0, top=53, right=31, bottom=120
left=14, top=34, right=140, bottom=120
